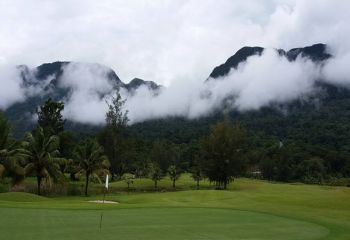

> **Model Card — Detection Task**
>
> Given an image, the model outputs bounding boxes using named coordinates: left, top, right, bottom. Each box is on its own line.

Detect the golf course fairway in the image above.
left=0, top=178, right=349, bottom=240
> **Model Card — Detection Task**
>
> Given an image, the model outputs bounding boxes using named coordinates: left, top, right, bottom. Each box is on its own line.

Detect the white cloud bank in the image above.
left=59, top=63, right=117, bottom=124
left=125, top=49, right=321, bottom=123
left=0, top=65, right=25, bottom=109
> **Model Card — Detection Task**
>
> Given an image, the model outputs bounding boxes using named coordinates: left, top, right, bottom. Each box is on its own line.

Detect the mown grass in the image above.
left=0, top=176, right=349, bottom=239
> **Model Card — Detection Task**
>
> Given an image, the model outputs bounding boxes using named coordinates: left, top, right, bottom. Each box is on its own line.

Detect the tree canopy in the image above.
left=74, top=138, right=109, bottom=196
left=37, top=98, right=65, bottom=135
left=201, top=118, right=246, bottom=189
left=23, top=127, right=63, bottom=195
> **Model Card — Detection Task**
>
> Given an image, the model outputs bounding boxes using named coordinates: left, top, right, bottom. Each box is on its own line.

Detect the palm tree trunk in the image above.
left=85, top=173, right=90, bottom=196
left=37, top=176, right=42, bottom=195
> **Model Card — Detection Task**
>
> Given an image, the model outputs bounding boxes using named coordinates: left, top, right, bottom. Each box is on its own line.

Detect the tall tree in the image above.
left=148, top=163, right=163, bottom=190
left=37, top=98, right=65, bottom=135
left=99, top=90, right=129, bottom=176
left=168, top=164, right=181, bottom=189
left=23, top=127, right=63, bottom=195
left=201, top=118, right=246, bottom=189
left=74, top=138, right=109, bottom=196
left=121, top=173, right=134, bottom=191
left=299, top=157, right=326, bottom=184
left=105, top=90, right=129, bottom=129
left=149, top=140, right=171, bottom=173
left=167, top=144, right=185, bottom=189
left=190, top=155, right=204, bottom=190
left=0, top=113, right=25, bottom=184
left=58, top=131, right=76, bottom=173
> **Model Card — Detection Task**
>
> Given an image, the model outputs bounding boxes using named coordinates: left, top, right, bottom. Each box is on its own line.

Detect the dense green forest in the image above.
left=128, top=82, right=350, bottom=184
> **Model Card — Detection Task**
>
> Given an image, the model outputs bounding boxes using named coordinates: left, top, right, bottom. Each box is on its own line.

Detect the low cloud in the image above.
left=0, top=47, right=348, bottom=126
left=124, top=49, right=322, bottom=123
left=323, top=52, right=350, bottom=88
left=59, top=63, right=117, bottom=124
left=0, top=65, right=26, bottom=109
left=217, top=50, right=320, bottom=111
left=1, top=0, right=350, bottom=125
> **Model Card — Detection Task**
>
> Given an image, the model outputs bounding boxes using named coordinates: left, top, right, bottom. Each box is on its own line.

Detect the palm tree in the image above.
left=23, top=127, right=63, bottom=195
left=74, top=138, right=109, bottom=196
left=0, top=114, right=26, bottom=184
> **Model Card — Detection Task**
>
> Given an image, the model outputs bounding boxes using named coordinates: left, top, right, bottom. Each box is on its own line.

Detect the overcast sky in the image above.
left=1, top=0, right=349, bottom=86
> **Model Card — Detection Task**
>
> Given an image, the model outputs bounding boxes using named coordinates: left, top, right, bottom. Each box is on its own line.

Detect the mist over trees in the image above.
left=1, top=44, right=350, bottom=190
left=1, top=86, right=350, bottom=196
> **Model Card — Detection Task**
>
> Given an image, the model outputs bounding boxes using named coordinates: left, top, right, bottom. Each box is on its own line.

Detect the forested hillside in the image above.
left=2, top=43, right=350, bottom=183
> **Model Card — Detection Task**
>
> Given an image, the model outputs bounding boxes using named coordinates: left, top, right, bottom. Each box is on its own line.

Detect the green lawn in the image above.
left=0, top=177, right=349, bottom=240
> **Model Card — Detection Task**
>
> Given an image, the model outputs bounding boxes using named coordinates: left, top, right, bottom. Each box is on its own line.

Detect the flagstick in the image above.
left=99, top=188, right=106, bottom=230
left=99, top=174, right=109, bottom=230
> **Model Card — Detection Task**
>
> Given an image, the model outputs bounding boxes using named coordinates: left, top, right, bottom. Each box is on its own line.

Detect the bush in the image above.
left=326, top=177, right=350, bottom=187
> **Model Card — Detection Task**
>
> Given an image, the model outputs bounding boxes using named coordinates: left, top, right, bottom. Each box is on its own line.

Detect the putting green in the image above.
left=0, top=207, right=329, bottom=240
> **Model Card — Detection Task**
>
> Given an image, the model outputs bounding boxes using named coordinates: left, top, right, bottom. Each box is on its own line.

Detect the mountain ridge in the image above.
left=3, top=61, right=160, bottom=137
left=0, top=43, right=344, bottom=138
left=208, top=43, right=331, bottom=80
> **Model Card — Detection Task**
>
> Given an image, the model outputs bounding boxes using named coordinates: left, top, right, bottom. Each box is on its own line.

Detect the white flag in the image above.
left=105, top=174, right=109, bottom=189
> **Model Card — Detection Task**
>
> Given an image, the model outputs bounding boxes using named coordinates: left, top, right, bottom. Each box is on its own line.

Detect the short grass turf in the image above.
left=0, top=178, right=349, bottom=240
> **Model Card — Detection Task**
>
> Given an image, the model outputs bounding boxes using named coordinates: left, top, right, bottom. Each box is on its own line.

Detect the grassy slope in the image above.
left=0, top=177, right=349, bottom=240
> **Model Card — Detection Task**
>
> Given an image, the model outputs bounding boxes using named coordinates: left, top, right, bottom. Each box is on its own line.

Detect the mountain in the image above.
left=284, top=43, right=331, bottom=62
left=125, top=78, right=160, bottom=92
left=2, top=43, right=350, bottom=180
left=208, top=43, right=331, bottom=79
left=209, top=46, right=264, bottom=79
left=133, top=44, right=338, bottom=140
left=2, top=43, right=348, bottom=148
left=3, top=61, right=160, bottom=137
left=128, top=43, right=350, bottom=178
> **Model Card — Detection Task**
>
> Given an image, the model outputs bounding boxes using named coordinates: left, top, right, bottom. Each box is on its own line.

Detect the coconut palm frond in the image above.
left=0, top=115, right=27, bottom=184
left=23, top=127, right=65, bottom=195
left=74, top=138, right=110, bottom=196
left=24, top=163, right=35, bottom=176
left=91, top=172, right=103, bottom=184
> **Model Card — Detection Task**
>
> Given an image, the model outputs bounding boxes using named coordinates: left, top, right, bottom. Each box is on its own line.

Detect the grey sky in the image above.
left=2, top=0, right=345, bottom=85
